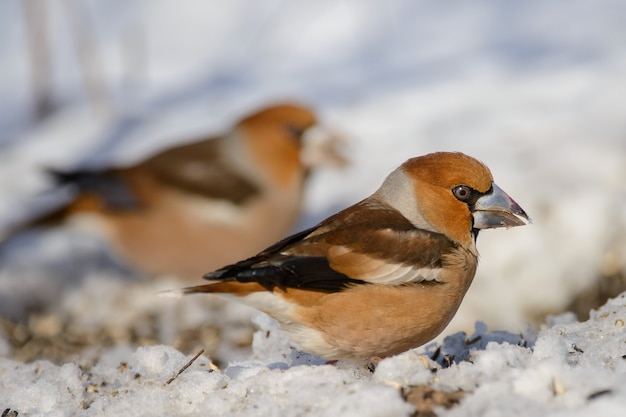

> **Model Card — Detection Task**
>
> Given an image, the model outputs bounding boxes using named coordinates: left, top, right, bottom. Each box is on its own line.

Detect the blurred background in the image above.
left=0, top=0, right=625, bottom=364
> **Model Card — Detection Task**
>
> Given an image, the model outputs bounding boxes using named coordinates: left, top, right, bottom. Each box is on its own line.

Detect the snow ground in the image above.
left=1, top=0, right=626, bottom=415
left=1, top=291, right=626, bottom=416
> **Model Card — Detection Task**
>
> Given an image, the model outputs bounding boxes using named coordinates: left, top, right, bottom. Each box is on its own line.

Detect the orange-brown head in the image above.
left=237, top=104, right=346, bottom=190
left=376, top=152, right=528, bottom=248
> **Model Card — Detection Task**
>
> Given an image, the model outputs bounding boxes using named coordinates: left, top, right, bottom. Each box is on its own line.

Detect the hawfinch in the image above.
left=16, top=104, right=345, bottom=279
left=175, top=152, right=529, bottom=360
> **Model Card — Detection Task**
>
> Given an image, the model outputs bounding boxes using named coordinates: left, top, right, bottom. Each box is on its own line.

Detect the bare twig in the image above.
left=20, top=0, right=56, bottom=121
left=60, top=0, right=113, bottom=118
left=165, top=349, right=205, bottom=385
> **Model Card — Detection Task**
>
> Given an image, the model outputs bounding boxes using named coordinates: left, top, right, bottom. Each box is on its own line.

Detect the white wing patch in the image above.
left=358, top=262, right=442, bottom=285
left=328, top=245, right=442, bottom=285
left=168, top=190, right=244, bottom=226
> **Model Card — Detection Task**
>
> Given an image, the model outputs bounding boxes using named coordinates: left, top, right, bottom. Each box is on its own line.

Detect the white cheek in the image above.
left=374, top=168, right=437, bottom=233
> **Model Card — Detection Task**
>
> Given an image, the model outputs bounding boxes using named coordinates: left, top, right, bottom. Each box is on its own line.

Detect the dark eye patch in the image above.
left=284, top=124, right=306, bottom=142
left=452, top=184, right=491, bottom=208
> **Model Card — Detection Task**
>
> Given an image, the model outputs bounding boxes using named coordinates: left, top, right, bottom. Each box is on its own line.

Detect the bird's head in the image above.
left=377, top=152, right=529, bottom=247
left=237, top=104, right=346, bottom=190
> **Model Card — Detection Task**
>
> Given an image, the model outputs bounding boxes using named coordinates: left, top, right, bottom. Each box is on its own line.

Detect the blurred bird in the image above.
left=10, top=103, right=346, bottom=280
left=174, top=152, right=529, bottom=360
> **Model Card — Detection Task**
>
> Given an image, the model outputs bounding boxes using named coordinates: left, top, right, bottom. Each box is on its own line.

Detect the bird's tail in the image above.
left=159, top=280, right=264, bottom=298
left=158, top=284, right=220, bottom=298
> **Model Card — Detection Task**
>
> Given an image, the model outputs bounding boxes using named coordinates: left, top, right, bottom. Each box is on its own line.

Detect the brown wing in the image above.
left=139, top=138, right=260, bottom=205
left=202, top=198, right=459, bottom=292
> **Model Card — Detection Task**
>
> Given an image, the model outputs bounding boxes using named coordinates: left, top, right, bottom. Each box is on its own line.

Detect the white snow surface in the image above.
left=1, top=0, right=626, bottom=415
left=1, top=293, right=626, bottom=416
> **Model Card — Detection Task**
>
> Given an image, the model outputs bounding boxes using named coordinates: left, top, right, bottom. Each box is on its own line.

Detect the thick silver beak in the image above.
left=299, top=125, right=348, bottom=169
left=472, top=183, right=530, bottom=229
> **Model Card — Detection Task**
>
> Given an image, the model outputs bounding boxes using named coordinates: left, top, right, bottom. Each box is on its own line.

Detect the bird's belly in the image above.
left=97, top=190, right=302, bottom=280
left=288, top=283, right=470, bottom=360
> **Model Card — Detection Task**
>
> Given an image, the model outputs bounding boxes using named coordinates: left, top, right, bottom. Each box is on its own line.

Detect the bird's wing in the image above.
left=46, top=138, right=260, bottom=212
left=203, top=199, right=458, bottom=292
left=140, top=139, right=261, bottom=205
left=47, top=169, right=140, bottom=211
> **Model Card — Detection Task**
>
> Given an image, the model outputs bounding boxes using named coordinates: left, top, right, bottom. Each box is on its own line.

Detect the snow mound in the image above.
left=1, top=292, right=625, bottom=416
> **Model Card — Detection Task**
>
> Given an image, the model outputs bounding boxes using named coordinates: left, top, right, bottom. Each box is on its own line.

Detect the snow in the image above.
left=1, top=0, right=626, bottom=415
left=2, top=294, right=626, bottom=416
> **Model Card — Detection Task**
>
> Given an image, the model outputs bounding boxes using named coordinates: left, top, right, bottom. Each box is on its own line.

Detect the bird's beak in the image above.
left=300, top=125, right=349, bottom=169
left=472, top=183, right=530, bottom=229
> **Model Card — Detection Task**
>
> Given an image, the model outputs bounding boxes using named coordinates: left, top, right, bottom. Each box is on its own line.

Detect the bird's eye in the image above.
left=284, top=124, right=305, bottom=140
left=453, top=185, right=472, bottom=201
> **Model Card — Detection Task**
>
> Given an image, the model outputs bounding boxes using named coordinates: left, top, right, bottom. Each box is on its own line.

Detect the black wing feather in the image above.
left=48, top=169, right=140, bottom=210
left=235, top=257, right=365, bottom=292
left=204, top=226, right=366, bottom=292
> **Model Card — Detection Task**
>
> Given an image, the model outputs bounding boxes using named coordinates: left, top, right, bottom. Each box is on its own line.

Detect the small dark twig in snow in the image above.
left=166, top=349, right=205, bottom=385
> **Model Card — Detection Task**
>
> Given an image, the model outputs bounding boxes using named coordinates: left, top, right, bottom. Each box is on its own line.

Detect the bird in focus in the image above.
left=175, top=152, right=529, bottom=360
left=6, top=103, right=346, bottom=280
